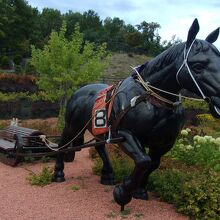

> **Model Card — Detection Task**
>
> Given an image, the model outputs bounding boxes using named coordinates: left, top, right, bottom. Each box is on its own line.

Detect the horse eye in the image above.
left=192, top=63, right=205, bottom=73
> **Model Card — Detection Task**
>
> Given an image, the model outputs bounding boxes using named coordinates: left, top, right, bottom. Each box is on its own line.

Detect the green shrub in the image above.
left=15, top=64, right=22, bottom=74
left=0, top=56, right=10, bottom=69
left=71, top=185, right=80, bottom=191
left=25, top=61, right=36, bottom=75
left=14, top=54, right=22, bottom=65
left=177, top=169, right=220, bottom=220
left=24, top=156, right=35, bottom=163
left=92, top=151, right=134, bottom=183
left=26, top=166, right=53, bottom=186
left=170, top=128, right=220, bottom=169
left=183, top=99, right=208, bottom=111
left=148, top=167, right=220, bottom=219
left=148, top=169, right=188, bottom=203
left=0, top=92, right=29, bottom=101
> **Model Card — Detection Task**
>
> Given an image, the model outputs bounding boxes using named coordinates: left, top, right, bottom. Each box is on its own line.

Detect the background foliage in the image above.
left=31, top=23, right=110, bottom=103
left=31, top=22, right=110, bottom=129
left=0, top=0, right=180, bottom=67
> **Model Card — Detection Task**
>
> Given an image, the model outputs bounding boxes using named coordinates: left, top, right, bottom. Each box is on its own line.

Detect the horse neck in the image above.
left=141, top=44, right=184, bottom=102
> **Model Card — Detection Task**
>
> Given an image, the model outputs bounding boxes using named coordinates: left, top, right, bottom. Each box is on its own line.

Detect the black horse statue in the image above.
left=53, top=19, right=220, bottom=208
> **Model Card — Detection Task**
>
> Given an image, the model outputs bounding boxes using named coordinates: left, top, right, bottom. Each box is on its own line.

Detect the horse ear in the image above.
left=186, top=18, right=200, bottom=49
left=205, top=28, right=219, bottom=43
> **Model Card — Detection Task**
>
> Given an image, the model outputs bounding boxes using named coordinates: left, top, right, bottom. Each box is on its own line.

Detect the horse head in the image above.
left=176, top=19, right=220, bottom=118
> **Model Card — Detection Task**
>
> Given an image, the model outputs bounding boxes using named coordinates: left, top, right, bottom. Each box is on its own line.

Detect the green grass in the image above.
left=103, top=53, right=150, bottom=84
left=26, top=166, right=53, bottom=186
left=71, top=185, right=80, bottom=192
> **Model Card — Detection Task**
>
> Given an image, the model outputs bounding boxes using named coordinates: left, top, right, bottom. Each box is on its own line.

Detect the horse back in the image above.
left=65, top=84, right=109, bottom=128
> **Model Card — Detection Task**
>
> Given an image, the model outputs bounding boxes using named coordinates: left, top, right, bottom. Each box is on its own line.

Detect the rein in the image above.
left=132, top=67, right=175, bottom=105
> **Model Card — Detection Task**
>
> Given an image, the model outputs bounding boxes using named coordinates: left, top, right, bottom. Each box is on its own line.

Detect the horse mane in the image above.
left=142, top=43, right=185, bottom=77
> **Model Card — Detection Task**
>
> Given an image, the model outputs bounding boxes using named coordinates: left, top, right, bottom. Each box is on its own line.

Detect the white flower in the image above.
left=193, top=135, right=200, bottom=141
left=204, top=135, right=212, bottom=141
left=185, top=145, right=193, bottom=150
left=215, top=137, right=220, bottom=145
left=193, top=135, right=201, bottom=144
left=195, top=144, right=201, bottom=148
left=181, top=130, right=188, bottom=136
left=216, top=137, right=220, bottom=142
left=197, top=136, right=206, bottom=144
left=179, top=138, right=184, bottom=143
left=179, top=144, right=185, bottom=149
left=186, top=128, right=191, bottom=132
left=210, top=137, right=216, bottom=144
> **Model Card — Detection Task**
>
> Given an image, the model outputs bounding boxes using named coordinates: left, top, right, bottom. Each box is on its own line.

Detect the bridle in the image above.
left=132, top=40, right=208, bottom=106
left=176, top=39, right=207, bottom=100
left=132, top=39, right=210, bottom=107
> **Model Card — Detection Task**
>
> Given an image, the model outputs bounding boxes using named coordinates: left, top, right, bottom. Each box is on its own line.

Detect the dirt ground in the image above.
left=0, top=145, right=190, bottom=220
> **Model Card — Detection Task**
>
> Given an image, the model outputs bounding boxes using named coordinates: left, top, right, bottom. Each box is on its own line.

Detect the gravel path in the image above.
left=0, top=147, right=189, bottom=220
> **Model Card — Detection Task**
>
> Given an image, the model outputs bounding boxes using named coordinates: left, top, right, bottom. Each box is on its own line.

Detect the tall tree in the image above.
left=0, top=0, right=14, bottom=52
left=40, top=8, right=62, bottom=39
left=63, top=11, right=82, bottom=38
left=80, top=10, right=102, bottom=42
left=14, top=1, right=41, bottom=56
left=0, top=0, right=41, bottom=56
left=136, top=21, right=162, bottom=55
left=103, top=17, right=125, bottom=38
left=31, top=23, right=110, bottom=126
left=136, top=21, right=161, bottom=42
left=103, top=17, right=126, bottom=50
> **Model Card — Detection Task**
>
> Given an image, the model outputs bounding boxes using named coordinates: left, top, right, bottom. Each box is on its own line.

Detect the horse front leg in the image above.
left=132, top=151, right=162, bottom=200
left=95, top=144, right=115, bottom=185
left=133, top=143, right=175, bottom=200
left=133, top=103, right=185, bottom=199
left=113, top=130, right=151, bottom=208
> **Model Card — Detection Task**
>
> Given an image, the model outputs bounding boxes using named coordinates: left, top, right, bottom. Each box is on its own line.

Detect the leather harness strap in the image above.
left=92, top=78, right=175, bottom=135
left=111, top=91, right=174, bottom=131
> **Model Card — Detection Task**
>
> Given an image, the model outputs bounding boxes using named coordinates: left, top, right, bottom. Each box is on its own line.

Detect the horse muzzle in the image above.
left=209, top=96, right=220, bottom=118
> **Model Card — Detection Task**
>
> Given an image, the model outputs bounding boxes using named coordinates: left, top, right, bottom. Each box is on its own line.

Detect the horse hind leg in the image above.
left=53, top=126, right=84, bottom=182
left=95, top=144, right=114, bottom=185
left=63, top=133, right=84, bottom=162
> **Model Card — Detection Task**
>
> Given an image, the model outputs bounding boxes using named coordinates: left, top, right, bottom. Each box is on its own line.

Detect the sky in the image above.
left=27, top=0, right=220, bottom=48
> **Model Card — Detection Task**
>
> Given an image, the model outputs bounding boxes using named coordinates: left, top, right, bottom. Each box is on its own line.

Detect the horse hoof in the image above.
left=53, top=172, right=65, bottom=182
left=113, top=185, right=132, bottom=206
left=132, top=188, right=148, bottom=200
left=101, top=173, right=115, bottom=185
left=52, top=176, right=65, bottom=182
